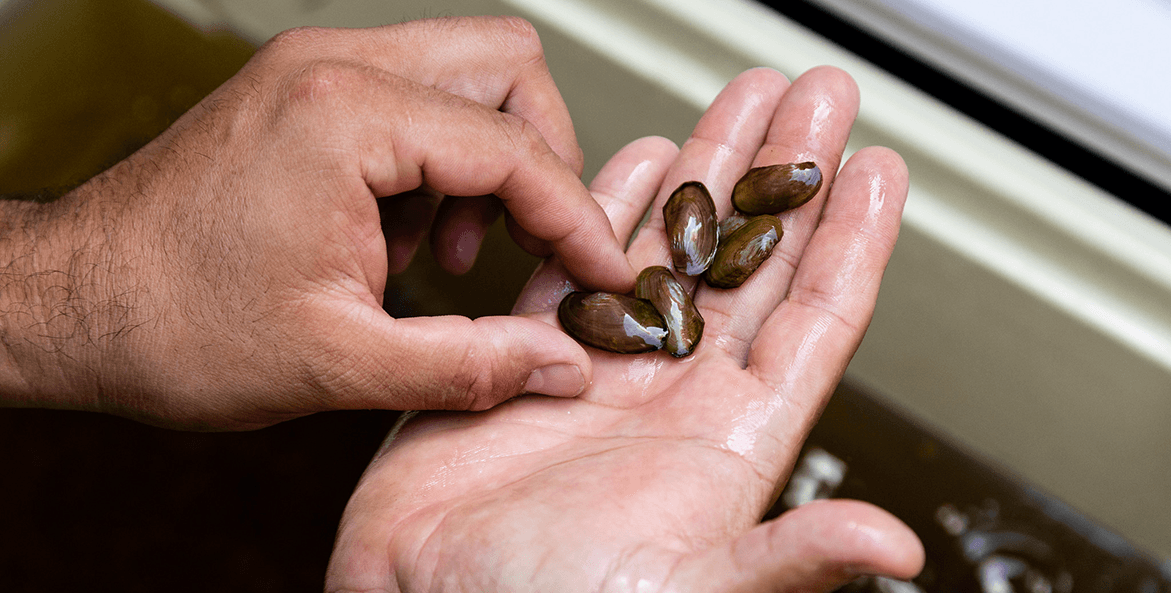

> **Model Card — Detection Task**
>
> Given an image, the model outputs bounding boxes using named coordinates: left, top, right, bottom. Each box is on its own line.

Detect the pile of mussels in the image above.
left=557, top=161, right=822, bottom=357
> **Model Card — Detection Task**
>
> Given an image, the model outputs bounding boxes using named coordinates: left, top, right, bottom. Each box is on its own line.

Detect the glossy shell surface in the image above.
left=663, top=181, right=719, bottom=276
left=635, top=266, right=704, bottom=357
left=732, top=161, right=822, bottom=215
left=703, top=215, right=785, bottom=289
left=718, top=213, right=751, bottom=239
left=558, top=292, right=668, bottom=354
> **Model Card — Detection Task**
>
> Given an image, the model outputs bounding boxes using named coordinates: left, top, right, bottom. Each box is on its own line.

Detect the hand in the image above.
left=325, top=67, right=924, bottom=592
left=0, top=17, right=632, bottom=428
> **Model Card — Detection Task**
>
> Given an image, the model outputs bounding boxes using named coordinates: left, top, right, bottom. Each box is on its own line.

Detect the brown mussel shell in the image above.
left=558, top=292, right=668, bottom=354
left=703, top=215, right=784, bottom=289
left=718, top=212, right=751, bottom=238
left=635, top=266, right=704, bottom=357
left=663, top=181, right=719, bottom=276
left=732, top=161, right=822, bottom=216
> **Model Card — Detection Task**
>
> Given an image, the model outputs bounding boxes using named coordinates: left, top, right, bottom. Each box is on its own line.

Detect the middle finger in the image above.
left=696, top=66, right=860, bottom=361
left=624, top=68, right=791, bottom=279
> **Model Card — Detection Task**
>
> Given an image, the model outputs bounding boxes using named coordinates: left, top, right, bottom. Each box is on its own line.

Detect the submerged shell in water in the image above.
left=663, top=181, right=719, bottom=276
left=635, top=266, right=704, bottom=357
left=732, top=162, right=822, bottom=216
left=703, top=215, right=784, bottom=289
left=558, top=291, right=668, bottom=354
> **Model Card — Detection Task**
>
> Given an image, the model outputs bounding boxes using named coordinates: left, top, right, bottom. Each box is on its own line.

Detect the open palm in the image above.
left=326, top=67, right=923, bottom=593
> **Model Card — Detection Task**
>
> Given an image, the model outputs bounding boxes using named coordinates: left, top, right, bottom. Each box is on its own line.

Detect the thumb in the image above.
left=310, top=306, right=591, bottom=411
left=674, top=499, right=925, bottom=593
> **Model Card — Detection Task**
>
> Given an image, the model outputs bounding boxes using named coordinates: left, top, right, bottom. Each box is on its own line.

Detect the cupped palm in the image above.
left=326, top=66, right=923, bottom=593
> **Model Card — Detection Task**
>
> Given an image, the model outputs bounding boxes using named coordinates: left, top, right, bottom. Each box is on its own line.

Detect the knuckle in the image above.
left=261, top=26, right=329, bottom=56
left=404, top=15, right=544, bottom=62
left=494, top=16, right=543, bottom=53
left=285, top=61, right=363, bottom=103
left=451, top=335, right=504, bottom=411
left=277, top=60, right=397, bottom=118
left=498, top=112, right=549, bottom=159
left=259, top=30, right=395, bottom=108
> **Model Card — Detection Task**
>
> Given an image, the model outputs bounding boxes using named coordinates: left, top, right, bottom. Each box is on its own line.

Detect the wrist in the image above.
left=0, top=187, right=138, bottom=410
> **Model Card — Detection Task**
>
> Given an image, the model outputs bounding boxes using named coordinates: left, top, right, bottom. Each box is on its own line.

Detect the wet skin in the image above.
left=326, top=67, right=923, bottom=593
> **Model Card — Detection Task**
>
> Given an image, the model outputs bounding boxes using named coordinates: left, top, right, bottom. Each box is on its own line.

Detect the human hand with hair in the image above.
left=0, top=16, right=631, bottom=429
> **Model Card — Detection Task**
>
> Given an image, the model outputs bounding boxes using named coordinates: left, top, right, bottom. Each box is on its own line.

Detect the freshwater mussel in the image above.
left=732, top=161, right=822, bottom=215
left=718, top=212, right=751, bottom=238
left=557, top=291, right=668, bottom=354
left=635, top=266, right=704, bottom=357
left=703, top=215, right=785, bottom=289
left=558, top=162, right=819, bottom=355
left=663, top=181, right=719, bottom=276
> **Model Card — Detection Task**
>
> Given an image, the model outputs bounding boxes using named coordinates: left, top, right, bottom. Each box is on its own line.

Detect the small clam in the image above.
left=635, top=266, right=704, bottom=357
left=558, top=291, right=668, bottom=354
left=663, top=181, right=719, bottom=276
left=703, top=215, right=784, bottom=289
left=732, top=161, right=822, bottom=216
left=718, top=213, right=751, bottom=238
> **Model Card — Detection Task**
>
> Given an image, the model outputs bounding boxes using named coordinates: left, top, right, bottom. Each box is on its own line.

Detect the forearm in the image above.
left=0, top=187, right=137, bottom=410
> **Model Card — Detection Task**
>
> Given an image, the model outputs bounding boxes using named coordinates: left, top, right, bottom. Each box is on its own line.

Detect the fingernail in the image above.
left=452, top=228, right=481, bottom=273
left=523, top=364, right=585, bottom=397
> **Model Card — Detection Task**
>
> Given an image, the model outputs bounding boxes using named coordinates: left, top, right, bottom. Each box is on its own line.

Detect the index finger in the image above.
left=277, top=17, right=584, bottom=174
left=265, top=19, right=628, bottom=288
left=336, top=77, right=635, bottom=291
